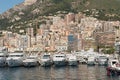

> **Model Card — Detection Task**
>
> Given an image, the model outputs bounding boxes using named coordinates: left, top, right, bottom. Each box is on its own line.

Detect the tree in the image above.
left=102, top=47, right=115, bottom=54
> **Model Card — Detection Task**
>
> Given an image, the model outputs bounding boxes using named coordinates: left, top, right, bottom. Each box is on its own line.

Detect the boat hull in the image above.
left=40, top=61, right=52, bottom=67
left=98, top=61, right=107, bottom=66
left=23, top=61, right=39, bottom=67
left=107, top=67, right=120, bottom=76
left=0, top=59, right=6, bottom=67
left=87, top=61, right=95, bottom=66
left=7, top=59, right=23, bottom=67
left=68, top=61, right=78, bottom=66
left=53, top=61, right=66, bottom=67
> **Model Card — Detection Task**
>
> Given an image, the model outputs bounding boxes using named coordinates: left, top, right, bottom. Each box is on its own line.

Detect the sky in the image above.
left=0, top=0, right=24, bottom=14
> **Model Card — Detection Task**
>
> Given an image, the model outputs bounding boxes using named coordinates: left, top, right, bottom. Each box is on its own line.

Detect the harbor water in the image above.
left=0, top=65, right=120, bottom=80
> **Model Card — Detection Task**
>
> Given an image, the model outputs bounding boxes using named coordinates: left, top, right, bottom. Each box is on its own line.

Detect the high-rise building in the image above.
left=26, top=28, right=34, bottom=48
left=26, top=28, right=34, bottom=37
left=19, top=35, right=28, bottom=51
left=67, top=34, right=78, bottom=51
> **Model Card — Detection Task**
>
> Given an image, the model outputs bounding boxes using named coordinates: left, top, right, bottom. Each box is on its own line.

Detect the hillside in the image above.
left=0, top=0, right=120, bottom=32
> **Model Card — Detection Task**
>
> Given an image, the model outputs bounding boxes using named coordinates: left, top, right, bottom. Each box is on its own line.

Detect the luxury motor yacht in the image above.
left=53, top=53, right=66, bottom=66
left=66, top=54, right=78, bottom=66
left=40, top=53, right=52, bottom=67
left=23, top=55, right=39, bottom=67
left=6, top=52, right=24, bottom=67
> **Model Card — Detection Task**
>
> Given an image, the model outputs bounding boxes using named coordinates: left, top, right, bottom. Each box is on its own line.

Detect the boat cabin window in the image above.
left=112, top=61, right=117, bottom=65
left=43, top=55, right=50, bottom=59
left=9, top=55, right=23, bottom=57
left=27, top=57, right=35, bottom=59
left=56, top=56, right=65, bottom=58
left=0, top=56, right=4, bottom=57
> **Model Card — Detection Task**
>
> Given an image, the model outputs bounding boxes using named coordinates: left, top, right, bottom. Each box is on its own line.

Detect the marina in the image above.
left=0, top=48, right=120, bottom=80
left=0, top=48, right=119, bottom=68
left=0, top=45, right=120, bottom=80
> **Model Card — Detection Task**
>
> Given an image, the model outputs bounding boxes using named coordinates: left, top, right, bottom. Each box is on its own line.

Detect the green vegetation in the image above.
left=0, top=18, right=10, bottom=30
left=77, top=0, right=120, bottom=21
left=1, top=0, right=120, bottom=31
left=102, top=47, right=115, bottom=54
left=43, top=0, right=73, bottom=15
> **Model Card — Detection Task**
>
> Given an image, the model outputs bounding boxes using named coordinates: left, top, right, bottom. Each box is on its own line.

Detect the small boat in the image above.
left=23, top=55, right=39, bottom=67
left=66, top=54, right=78, bottom=66
left=0, top=52, right=7, bottom=67
left=40, top=53, right=52, bottom=67
left=106, top=59, right=120, bottom=76
left=6, top=52, right=24, bottom=67
left=53, top=53, right=66, bottom=66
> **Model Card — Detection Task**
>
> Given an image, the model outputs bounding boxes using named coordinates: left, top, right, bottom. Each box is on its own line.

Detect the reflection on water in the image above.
left=0, top=65, right=119, bottom=80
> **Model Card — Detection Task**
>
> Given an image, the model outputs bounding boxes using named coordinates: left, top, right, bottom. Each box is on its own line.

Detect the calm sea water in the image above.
left=0, top=65, right=120, bottom=80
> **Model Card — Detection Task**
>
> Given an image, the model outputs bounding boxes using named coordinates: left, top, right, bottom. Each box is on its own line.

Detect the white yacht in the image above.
left=23, top=55, right=39, bottom=67
left=97, top=55, right=108, bottom=66
left=75, top=51, right=88, bottom=64
left=66, top=54, right=78, bottom=66
left=6, top=52, right=24, bottom=67
left=0, top=52, right=7, bottom=67
left=40, top=53, right=52, bottom=67
left=53, top=53, right=66, bottom=66
left=87, top=56, right=95, bottom=66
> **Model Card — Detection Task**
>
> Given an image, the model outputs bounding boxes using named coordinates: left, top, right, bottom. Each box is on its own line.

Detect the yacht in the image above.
left=6, top=52, right=24, bottom=67
left=0, top=52, right=7, bottom=67
left=66, top=54, right=78, bottom=66
left=87, top=56, right=95, bottom=66
left=40, top=53, right=52, bottom=67
left=75, top=51, right=88, bottom=64
left=23, top=55, right=39, bottom=67
left=97, top=55, right=108, bottom=66
left=53, top=53, right=66, bottom=66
